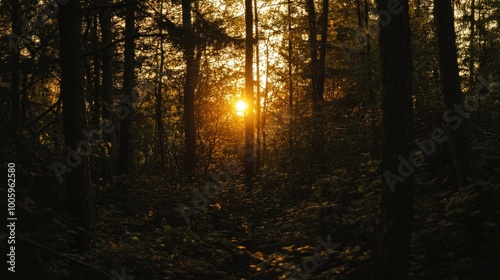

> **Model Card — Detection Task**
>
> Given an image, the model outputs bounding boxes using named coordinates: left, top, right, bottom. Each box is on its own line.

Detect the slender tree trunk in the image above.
left=288, top=0, right=295, bottom=177
left=364, top=0, right=377, bottom=149
left=10, top=0, right=21, bottom=130
left=244, top=0, right=255, bottom=183
left=20, top=75, right=28, bottom=127
left=376, top=0, right=414, bottom=278
left=306, top=0, right=318, bottom=101
left=288, top=0, right=293, bottom=114
left=254, top=0, right=261, bottom=173
left=357, top=0, right=363, bottom=27
left=119, top=0, right=136, bottom=174
left=307, top=0, right=328, bottom=173
left=306, top=0, right=318, bottom=173
left=317, top=0, right=328, bottom=172
left=434, top=0, right=476, bottom=188
left=317, top=0, right=328, bottom=102
left=99, top=0, right=113, bottom=182
left=262, top=43, right=270, bottom=167
left=155, top=5, right=166, bottom=166
left=469, top=0, right=475, bottom=89
left=91, top=16, right=100, bottom=128
left=182, top=0, right=197, bottom=176
left=478, top=0, right=487, bottom=73
left=57, top=0, right=94, bottom=251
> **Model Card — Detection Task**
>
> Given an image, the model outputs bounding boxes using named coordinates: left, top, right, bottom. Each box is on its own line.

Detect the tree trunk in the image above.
left=364, top=0, right=377, bottom=149
left=119, top=0, right=136, bottom=174
left=20, top=74, right=28, bottom=127
left=288, top=0, right=295, bottom=178
left=99, top=0, right=113, bottom=182
left=10, top=0, right=21, bottom=130
left=262, top=43, right=270, bottom=168
left=434, top=0, right=476, bottom=188
left=155, top=4, right=166, bottom=167
left=91, top=16, right=100, bottom=128
left=317, top=0, right=328, bottom=172
left=306, top=0, right=317, bottom=174
left=357, top=0, right=363, bottom=27
left=307, top=0, right=328, bottom=173
left=57, top=0, right=94, bottom=251
left=469, top=0, right=475, bottom=89
left=254, top=0, right=261, bottom=173
left=244, top=0, right=255, bottom=183
left=182, top=0, right=197, bottom=176
left=306, top=0, right=318, bottom=100
left=317, top=0, right=328, bottom=102
left=376, top=0, right=414, bottom=278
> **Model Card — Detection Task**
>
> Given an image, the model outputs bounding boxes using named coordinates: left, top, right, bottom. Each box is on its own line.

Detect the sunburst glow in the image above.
left=235, top=100, right=248, bottom=116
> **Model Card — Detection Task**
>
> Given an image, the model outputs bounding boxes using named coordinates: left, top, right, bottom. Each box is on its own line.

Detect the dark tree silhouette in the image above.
left=254, top=0, right=261, bottom=172
left=317, top=0, right=328, bottom=102
left=99, top=0, right=114, bottom=182
left=154, top=1, right=167, bottom=166
left=434, top=0, right=476, bottom=188
left=182, top=0, right=198, bottom=176
left=9, top=0, right=21, bottom=130
left=306, top=0, right=318, bottom=102
left=119, top=0, right=136, bottom=174
left=57, top=0, right=94, bottom=250
left=376, top=0, right=415, bottom=278
left=244, top=0, right=255, bottom=183
left=306, top=0, right=328, bottom=173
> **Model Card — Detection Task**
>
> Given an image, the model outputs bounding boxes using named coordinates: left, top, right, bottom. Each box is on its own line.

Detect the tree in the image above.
left=90, top=16, right=100, bottom=128
left=306, top=0, right=328, bottom=173
left=99, top=0, right=114, bottom=182
left=182, top=0, right=198, bottom=176
left=376, top=0, right=414, bottom=278
left=434, top=0, right=476, bottom=188
left=317, top=0, right=328, bottom=102
left=119, top=0, right=136, bottom=174
left=57, top=0, right=94, bottom=250
left=306, top=0, right=318, bottom=103
left=154, top=0, right=167, bottom=167
left=9, top=0, right=21, bottom=130
left=254, top=0, right=262, bottom=172
left=469, top=0, right=476, bottom=88
left=287, top=0, right=295, bottom=177
left=244, top=0, right=255, bottom=183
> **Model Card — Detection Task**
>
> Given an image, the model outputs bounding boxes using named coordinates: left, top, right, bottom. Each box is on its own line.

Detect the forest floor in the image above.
left=80, top=124, right=500, bottom=280
left=1, top=112, right=500, bottom=280
left=93, top=167, right=379, bottom=280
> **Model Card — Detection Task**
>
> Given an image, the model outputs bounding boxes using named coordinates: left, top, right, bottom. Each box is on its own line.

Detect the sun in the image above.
left=235, top=100, right=248, bottom=116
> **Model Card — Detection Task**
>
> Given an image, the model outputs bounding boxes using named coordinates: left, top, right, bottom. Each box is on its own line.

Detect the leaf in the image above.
left=130, top=235, right=140, bottom=241
left=468, top=210, right=481, bottom=217
left=482, top=223, right=499, bottom=229
left=251, top=251, right=265, bottom=261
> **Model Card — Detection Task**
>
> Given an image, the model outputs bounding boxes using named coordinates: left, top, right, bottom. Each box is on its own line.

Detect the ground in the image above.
left=1, top=112, right=499, bottom=280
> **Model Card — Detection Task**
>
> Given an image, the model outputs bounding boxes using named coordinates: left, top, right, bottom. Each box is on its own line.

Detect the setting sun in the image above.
left=235, top=100, right=248, bottom=116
